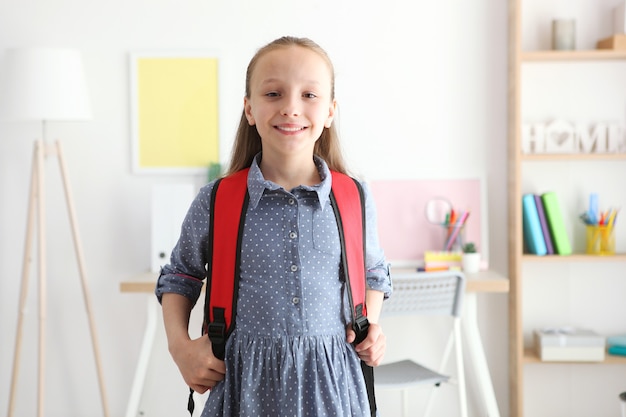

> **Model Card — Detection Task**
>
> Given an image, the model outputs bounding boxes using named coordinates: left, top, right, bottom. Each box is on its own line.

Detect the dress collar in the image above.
left=246, top=153, right=332, bottom=210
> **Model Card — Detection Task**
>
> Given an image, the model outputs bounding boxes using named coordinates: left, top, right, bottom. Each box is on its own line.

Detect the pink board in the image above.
left=369, top=179, right=482, bottom=261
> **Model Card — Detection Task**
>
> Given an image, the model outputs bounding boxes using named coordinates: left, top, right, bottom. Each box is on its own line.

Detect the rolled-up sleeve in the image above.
left=361, top=181, right=392, bottom=299
left=154, top=182, right=215, bottom=305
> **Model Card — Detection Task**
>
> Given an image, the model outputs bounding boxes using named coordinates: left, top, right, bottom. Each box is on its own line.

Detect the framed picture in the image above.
left=129, top=51, right=219, bottom=174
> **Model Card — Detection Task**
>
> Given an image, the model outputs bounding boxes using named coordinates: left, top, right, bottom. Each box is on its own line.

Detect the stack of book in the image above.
left=419, top=251, right=462, bottom=272
left=522, top=192, right=572, bottom=255
left=607, top=334, right=626, bottom=357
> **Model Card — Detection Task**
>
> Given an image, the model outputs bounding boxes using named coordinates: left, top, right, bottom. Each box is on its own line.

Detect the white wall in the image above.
left=0, top=1, right=509, bottom=416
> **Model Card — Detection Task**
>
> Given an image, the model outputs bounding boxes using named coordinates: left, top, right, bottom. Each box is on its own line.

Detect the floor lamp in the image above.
left=0, top=48, right=110, bottom=417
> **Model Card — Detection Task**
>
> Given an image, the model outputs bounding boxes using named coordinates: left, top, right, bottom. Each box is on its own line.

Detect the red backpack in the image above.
left=189, top=168, right=376, bottom=416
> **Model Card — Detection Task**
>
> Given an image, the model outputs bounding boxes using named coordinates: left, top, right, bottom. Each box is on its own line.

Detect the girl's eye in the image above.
left=265, top=92, right=280, bottom=97
left=303, top=92, right=317, bottom=99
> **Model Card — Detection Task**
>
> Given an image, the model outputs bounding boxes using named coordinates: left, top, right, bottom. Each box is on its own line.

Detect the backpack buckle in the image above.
left=352, top=307, right=370, bottom=345
left=207, top=321, right=226, bottom=345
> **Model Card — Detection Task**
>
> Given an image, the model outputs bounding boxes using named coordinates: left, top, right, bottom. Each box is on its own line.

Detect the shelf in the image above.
left=520, top=153, right=626, bottom=162
left=521, top=49, right=626, bottom=62
left=522, top=253, right=626, bottom=262
left=524, top=348, right=626, bottom=365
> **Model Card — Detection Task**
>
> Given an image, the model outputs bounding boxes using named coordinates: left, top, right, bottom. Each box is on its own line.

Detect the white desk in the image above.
left=120, top=269, right=508, bottom=417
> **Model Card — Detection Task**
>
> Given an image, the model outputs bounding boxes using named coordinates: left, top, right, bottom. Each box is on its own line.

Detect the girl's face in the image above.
left=244, top=45, right=336, bottom=161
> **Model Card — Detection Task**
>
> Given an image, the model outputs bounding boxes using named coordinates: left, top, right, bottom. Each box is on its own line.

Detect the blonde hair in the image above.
left=225, top=36, right=348, bottom=176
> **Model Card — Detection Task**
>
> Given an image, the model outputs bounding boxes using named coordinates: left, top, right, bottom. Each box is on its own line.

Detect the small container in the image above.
left=442, top=224, right=465, bottom=252
left=534, top=328, right=605, bottom=362
left=552, top=19, right=576, bottom=50
left=586, top=225, right=615, bottom=255
left=620, top=392, right=626, bottom=417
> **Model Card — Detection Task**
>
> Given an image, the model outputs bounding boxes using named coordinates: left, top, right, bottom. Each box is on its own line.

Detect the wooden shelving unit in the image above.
left=508, top=1, right=626, bottom=416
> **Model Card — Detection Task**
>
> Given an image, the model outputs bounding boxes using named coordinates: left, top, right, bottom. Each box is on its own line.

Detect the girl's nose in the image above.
left=281, top=95, right=301, bottom=116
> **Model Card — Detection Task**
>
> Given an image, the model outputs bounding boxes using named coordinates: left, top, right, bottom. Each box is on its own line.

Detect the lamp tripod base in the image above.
left=7, top=139, right=111, bottom=417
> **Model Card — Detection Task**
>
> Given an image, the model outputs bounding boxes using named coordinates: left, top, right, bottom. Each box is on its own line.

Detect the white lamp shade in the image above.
left=0, top=48, right=92, bottom=121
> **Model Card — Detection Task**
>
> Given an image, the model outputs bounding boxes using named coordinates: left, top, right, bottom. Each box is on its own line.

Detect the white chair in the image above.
left=375, top=271, right=468, bottom=417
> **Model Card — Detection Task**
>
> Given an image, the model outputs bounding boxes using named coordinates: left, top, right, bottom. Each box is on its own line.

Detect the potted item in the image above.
left=461, top=242, right=481, bottom=274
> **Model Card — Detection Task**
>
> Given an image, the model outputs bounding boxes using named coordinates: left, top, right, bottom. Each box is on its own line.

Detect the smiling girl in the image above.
left=156, top=36, right=391, bottom=417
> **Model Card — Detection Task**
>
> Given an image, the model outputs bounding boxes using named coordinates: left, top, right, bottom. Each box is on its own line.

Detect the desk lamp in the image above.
left=0, top=48, right=110, bottom=417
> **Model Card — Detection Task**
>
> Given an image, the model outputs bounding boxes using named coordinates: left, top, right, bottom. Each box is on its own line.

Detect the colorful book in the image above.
left=607, top=334, right=626, bottom=347
left=534, top=194, right=554, bottom=255
left=522, top=194, right=547, bottom=255
left=608, top=345, right=626, bottom=356
left=541, top=191, right=572, bottom=255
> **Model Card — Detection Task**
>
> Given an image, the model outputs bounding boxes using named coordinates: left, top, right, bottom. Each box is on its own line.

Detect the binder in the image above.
left=541, top=192, right=572, bottom=255
left=607, top=334, right=626, bottom=348
left=522, top=194, right=547, bottom=255
left=608, top=345, right=626, bottom=356
left=534, top=194, right=555, bottom=255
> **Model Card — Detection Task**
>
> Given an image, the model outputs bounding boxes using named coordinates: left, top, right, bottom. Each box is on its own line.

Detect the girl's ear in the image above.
left=324, top=99, right=337, bottom=128
left=244, top=97, right=255, bottom=126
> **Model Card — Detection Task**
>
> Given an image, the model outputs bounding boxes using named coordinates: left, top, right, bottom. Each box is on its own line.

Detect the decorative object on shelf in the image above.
left=620, top=391, right=626, bottom=417
left=0, top=48, right=110, bottom=417
left=597, top=34, right=626, bottom=50
left=552, top=19, right=576, bottom=50
left=461, top=242, right=481, bottom=273
left=522, top=120, right=625, bottom=154
left=534, top=327, right=605, bottom=362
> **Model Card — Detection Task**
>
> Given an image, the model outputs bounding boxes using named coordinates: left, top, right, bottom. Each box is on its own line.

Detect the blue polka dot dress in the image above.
left=156, top=154, right=392, bottom=417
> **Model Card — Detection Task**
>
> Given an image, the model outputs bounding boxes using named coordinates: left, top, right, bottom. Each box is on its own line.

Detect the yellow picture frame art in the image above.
left=130, top=51, right=219, bottom=174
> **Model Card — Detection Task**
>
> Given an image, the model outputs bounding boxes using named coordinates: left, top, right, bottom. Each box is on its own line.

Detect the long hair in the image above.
left=225, top=36, right=348, bottom=176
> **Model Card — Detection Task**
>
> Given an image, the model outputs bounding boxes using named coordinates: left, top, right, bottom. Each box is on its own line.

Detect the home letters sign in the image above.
left=522, top=119, right=625, bottom=154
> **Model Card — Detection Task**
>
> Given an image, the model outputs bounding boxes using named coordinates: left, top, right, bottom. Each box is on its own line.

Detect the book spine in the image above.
left=522, top=194, right=547, bottom=255
left=607, top=335, right=626, bottom=347
left=534, top=194, right=555, bottom=255
left=541, top=192, right=572, bottom=255
left=608, top=345, right=626, bottom=356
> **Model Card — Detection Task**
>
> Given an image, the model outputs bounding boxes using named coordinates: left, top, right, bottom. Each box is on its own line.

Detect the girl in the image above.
left=156, top=36, right=392, bottom=416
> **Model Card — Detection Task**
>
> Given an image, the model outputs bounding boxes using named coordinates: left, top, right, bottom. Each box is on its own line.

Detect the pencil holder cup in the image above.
left=442, top=224, right=465, bottom=252
left=585, top=225, right=615, bottom=256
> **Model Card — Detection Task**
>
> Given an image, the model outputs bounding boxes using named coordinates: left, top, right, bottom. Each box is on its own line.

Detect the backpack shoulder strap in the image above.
left=329, top=171, right=377, bottom=417
left=328, top=171, right=369, bottom=342
left=203, top=168, right=250, bottom=360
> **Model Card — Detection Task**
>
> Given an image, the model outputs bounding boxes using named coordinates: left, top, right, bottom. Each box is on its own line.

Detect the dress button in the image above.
left=292, top=297, right=300, bottom=305
left=290, top=264, right=298, bottom=272
left=289, top=231, right=297, bottom=239
left=288, top=198, right=295, bottom=205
